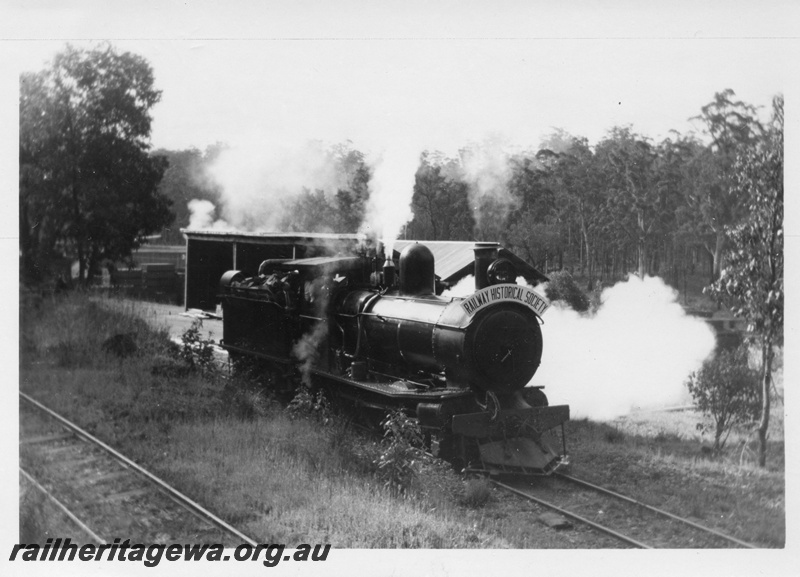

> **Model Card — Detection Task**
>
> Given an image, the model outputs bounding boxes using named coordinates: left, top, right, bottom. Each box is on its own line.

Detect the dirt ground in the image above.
left=135, top=301, right=224, bottom=343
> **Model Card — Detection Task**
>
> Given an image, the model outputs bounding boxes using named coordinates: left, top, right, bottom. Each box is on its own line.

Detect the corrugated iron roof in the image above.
left=392, top=240, right=480, bottom=281
left=392, top=240, right=547, bottom=284
left=182, top=229, right=366, bottom=245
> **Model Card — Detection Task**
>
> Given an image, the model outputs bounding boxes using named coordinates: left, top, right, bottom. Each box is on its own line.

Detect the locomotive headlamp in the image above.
left=487, top=258, right=517, bottom=285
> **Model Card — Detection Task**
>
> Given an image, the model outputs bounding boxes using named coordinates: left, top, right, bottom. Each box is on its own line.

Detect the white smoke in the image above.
left=441, top=274, right=476, bottom=298
left=203, top=139, right=348, bottom=232
left=187, top=199, right=232, bottom=230
left=443, top=274, right=716, bottom=419
left=533, top=275, right=716, bottom=420
left=360, top=144, right=418, bottom=253
left=458, top=137, right=526, bottom=238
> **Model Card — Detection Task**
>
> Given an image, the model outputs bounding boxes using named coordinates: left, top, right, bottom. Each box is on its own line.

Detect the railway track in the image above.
left=492, top=473, right=759, bottom=549
left=19, top=391, right=256, bottom=546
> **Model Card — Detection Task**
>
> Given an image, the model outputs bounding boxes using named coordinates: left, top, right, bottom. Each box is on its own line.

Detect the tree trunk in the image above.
left=714, top=419, right=724, bottom=453
left=580, top=213, right=590, bottom=277
left=638, top=237, right=647, bottom=278
left=757, top=334, right=774, bottom=468
left=711, top=230, right=725, bottom=283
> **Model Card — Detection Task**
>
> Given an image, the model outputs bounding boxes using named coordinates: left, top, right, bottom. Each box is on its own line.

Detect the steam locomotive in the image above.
left=218, top=240, right=569, bottom=475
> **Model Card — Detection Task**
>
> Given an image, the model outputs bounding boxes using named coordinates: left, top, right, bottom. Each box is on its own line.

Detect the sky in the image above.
left=3, top=2, right=800, bottom=575
left=5, top=1, right=795, bottom=245
left=4, top=1, right=795, bottom=157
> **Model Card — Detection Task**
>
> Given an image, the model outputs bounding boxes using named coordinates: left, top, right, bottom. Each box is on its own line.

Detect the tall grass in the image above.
left=21, top=290, right=172, bottom=369
left=19, top=291, right=509, bottom=547
left=160, top=418, right=509, bottom=547
left=20, top=290, right=785, bottom=548
left=566, top=418, right=785, bottom=546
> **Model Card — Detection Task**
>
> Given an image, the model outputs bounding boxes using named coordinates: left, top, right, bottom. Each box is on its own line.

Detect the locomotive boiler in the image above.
left=218, top=240, right=569, bottom=475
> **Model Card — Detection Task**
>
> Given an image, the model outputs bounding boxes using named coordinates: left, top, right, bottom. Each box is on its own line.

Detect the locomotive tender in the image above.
left=219, top=239, right=569, bottom=475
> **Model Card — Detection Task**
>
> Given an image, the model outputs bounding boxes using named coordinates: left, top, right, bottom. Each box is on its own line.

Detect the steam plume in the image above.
left=202, top=139, right=349, bottom=232
left=361, top=144, right=418, bottom=253
left=187, top=199, right=232, bottom=230
left=441, top=274, right=477, bottom=298
left=458, top=137, right=523, bottom=239
left=534, top=275, right=716, bottom=419
left=444, top=274, right=716, bottom=419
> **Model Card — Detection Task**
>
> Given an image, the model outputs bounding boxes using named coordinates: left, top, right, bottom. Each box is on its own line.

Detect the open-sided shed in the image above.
left=183, top=231, right=547, bottom=310
left=182, top=230, right=364, bottom=310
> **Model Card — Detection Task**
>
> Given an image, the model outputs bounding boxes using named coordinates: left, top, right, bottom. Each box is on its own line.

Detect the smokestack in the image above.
left=473, top=242, right=499, bottom=290
left=383, top=257, right=396, bottom=288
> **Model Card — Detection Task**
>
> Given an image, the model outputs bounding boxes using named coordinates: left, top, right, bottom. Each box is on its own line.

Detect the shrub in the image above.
left=686, top=344, right=761, bottom=452
left=286, top=386, right=332, bottom=425
left=544, top=271, right=590, bottom=312
left=376, top=410, right=424, bottom=496
left=177, top=319, right=217, bottom=374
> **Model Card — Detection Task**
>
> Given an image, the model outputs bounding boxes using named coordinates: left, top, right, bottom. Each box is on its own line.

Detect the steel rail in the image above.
left=20, top=467, right=105, bottom=544
left=491, top=480, right=652, bottom=549
left=19, top=391, right=258, bottom=547
left=554, top=472, right=758, bottom=549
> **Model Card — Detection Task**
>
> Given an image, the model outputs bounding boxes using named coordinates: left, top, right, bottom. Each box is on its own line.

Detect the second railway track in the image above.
left=492, top=472, right=759, bottom=549
left=19, top=391, right=256, bottom=547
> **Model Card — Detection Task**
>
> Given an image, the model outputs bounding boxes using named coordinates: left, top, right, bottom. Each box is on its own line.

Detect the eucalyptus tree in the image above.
left=686, top=89, right=765, bottom=281
left=547, top=137, right=603, bottom=277
left=505, top=153, right=562, bottom=272
left=706, top=95, right=783, bottom=467
left=406, top=152, right=474, bottom=241
left=594, top=127, right=662, bottom=279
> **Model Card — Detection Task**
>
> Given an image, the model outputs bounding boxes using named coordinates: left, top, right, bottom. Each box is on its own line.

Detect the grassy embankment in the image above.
left=19, top=290, right=785, bottom=547
left=19, top=290, right=511, bottom=547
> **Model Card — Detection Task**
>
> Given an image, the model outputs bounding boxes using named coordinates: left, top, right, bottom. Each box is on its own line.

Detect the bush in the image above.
left=287, top=386, right=332, bottom=424
left=686, top=344, right=761, bottom=452
left=376, top=410, right=424, bottom=496
left=544, top=271, right=590, bottom=312
left=177, top=319, right=217, bottom=374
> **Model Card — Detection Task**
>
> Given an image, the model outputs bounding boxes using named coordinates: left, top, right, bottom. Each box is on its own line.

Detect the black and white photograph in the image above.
left=3, top=1, right=796, bottom=576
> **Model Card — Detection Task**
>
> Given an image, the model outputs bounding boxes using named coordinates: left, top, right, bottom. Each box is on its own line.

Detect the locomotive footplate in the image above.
left=452, top=405, right=570, bottom=475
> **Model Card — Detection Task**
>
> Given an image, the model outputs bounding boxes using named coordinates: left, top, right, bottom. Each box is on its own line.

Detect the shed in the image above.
left=182, top=230, right=365, bottom=310
left=183, top=231, right=547, bottom=311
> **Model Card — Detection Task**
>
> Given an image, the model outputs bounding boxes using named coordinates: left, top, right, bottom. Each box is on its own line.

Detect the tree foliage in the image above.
left=684, top=89, right=765, bottom=281
left=376, top=410, right=424, bottom=496
left=543, top=270, right=590, bottom=312
left=595, top=127, right=662, bottom=278
left=20, top=43, right=172, bottom=284
left=151, top=145, right=224, bottom=244
left=279, top=145, right=372, bottom=233
left=396, top=90, right=773, bottom=298
left=705, top=95, right=783, bottom=467
left=406, top=153, right=474, bottom=241
left=686, top=345, right=760, bottom=452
